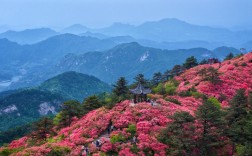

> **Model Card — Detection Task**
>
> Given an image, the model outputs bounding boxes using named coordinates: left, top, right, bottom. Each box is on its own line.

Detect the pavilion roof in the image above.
left=129, top=83, right=151, bottom=94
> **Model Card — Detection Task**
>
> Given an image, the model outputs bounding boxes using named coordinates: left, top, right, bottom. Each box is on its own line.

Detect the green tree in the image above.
left=199, top=67, right=222, bottom=84
left=226, top=89, right=250, bottom=155
left=32, top=117, right=55, bottom=141
left=163, top=70, right=171, bottom=81
left=170, top=65, right=184, bottom=76
left=195, top=98, right=226, bottom=156
left=152, top=72, right=162, bottom=86
left=224, top=52, right=234, bottom=60
left=183, top=56, right=198, bottom=69
left=134, top=74, right=148, bottom=85
left=112, top=77, right=129, bottom=101
left=159, top=111, right=196, bottom=156
left=83, top=95, right=102, bottom=113
left=57, top=100, right=82, bottom=127
left=200, top=59, right=208, bottom=65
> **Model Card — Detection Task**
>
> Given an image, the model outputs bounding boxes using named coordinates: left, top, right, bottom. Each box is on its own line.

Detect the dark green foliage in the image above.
left=162, top=70, right=171, bottom=81
left=152, top=72, right=163, bottom=86
left=224, top=52, right=234, bottom=60
left=0, top=147, right=24, bottom=156
left=195, top=98, right=226, bottom=156
left=38, top=71, right=112, bottom=101
left=0, top=123, right=33, bottom=146
left=183, top=56, right=198, bottom=69
left=32, top=117, right=55, bottom=141
left=159, top=111, right=196, bottom=156
left=0, top=89, right=64, bottom=131
left=46, top=146, right=71, bottom=156
left=170, top=65, right=184, bottom=76
left=198, top=67, right=222, bottom=84
left=241, top=62, right=247, bottom=66
left=165, top=97, right=181, bottom=105
left=112, top=77, right=129, bottom=101
left=134, top=74, right=149, bottom=86
left=226, top=89, right=249, bottom=144
left=178, top=90, right=191, bottom=97
left=83, top=95, right=102, bottom=113
left=200, top=59, right=208, bottom=65
left=55, top=100, right=82, bottom=128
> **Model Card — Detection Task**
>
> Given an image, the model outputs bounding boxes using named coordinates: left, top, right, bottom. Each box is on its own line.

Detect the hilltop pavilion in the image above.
left=129, top=83, right=151, bottom=103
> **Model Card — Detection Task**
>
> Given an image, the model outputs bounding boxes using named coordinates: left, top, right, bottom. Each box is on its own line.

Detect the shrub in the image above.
left=152, top=83, right=166, bottom=95
left=165, top=98, right=181, bottom=105
left=207, top=97, right=221, bottom=108
left=46, top=146, right=71, bottom=156
left=191, top=91, right=202, bottom=99
left=110, top=133, right=126, bottom=144
left=241, top=63, right=247, bottom=66
left=0, top=147, right=24, bottom=156
left=178, top=90, right=191, bottom=97
left=165, top=83, right=177, bottom=95
left=126, top=124, right=136, bottom=137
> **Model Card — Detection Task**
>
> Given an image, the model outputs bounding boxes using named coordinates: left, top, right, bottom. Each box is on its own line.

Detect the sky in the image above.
left=0, top=0, right=251, bottom=30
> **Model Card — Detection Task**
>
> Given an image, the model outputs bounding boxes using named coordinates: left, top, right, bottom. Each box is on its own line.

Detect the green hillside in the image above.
left=38, top=71, right=112, bottom=101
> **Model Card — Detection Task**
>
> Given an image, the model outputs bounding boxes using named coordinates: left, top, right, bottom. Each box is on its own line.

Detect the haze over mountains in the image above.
left=0, top=18, right=251, bottom=92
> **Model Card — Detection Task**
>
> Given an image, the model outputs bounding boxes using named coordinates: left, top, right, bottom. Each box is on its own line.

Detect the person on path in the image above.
left=110, top=125, right=114, bottom=132
left=133, top=136, right=137, bottom=144
left=85, top=146, right=89, bottom=156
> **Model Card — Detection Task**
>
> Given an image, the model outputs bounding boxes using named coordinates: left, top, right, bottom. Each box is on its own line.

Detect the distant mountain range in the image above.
left=0, top=28, right=58, bottom=44
left=0, top=71, right=111, bottom=131
left=55, top=42, right=240, bottom=83
left=1, top=18, right=252, bottom=49
left=0, top=35, right=242, bottom=92
left=0, top=18, right=250, bottom=92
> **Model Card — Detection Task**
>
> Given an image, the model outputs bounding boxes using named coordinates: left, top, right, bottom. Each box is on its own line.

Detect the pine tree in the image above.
left=224, top=52, right=234, bottom=60
left=195, top=98, right=226, bottom=156
left=226, top=89, right=249, bottom=154
left=170, top=65, right=184, bottom=76
left=159, top=111, right=196, bottom=156
left=205, top=67, right=221, bottom=84
left=83, top=95, right=102, bottom=113
left=152, top=72, right=162, bottom=86
left=183, top=56, right=198, bottom=69
left=32, top=117, right=55, bottom=141
left=113, top=77, right=128, bottom=98
left=134, top=74, right=148, bottom=85
left=200, top=59, right=208, bottom=65
left=163, top=70, right=171, bottom=81
left=60, top=100, right=82, bottom=127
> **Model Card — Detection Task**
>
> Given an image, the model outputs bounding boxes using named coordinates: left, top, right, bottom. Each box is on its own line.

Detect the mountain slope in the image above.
left=56, top=42, right=221, bottom=83
left=176, top=52, right=252, bottom=102
left=38, top=71, right=112, bottom=101
left=0, top=89, right=64, bottom=131
left=0, top=28, right=58, bottom=44
left=0, top=71, right=111, bottom=131
left=3, top=53, right=252, bottom=155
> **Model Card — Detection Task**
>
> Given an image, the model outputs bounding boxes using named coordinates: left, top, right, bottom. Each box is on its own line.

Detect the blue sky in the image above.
left=0, top=0, right=251, bottom=30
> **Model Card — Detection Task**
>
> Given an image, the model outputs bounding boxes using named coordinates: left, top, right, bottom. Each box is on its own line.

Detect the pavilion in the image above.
left=129, top=83, right=151, bottom=103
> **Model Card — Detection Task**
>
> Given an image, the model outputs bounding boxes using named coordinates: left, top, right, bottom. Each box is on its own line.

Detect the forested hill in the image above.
left=38, top=71, right=112, bottom=101
left=1, top=52, right=252, bottom=156
left=0, top=71, right=111, bottom=132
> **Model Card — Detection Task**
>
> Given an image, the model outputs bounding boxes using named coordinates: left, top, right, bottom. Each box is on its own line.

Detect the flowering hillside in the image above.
left=1, top=97, right=204, bottom=156
left=176, top=52, right=252, bottom=106
left=1, top=52, right=252, bottom=156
